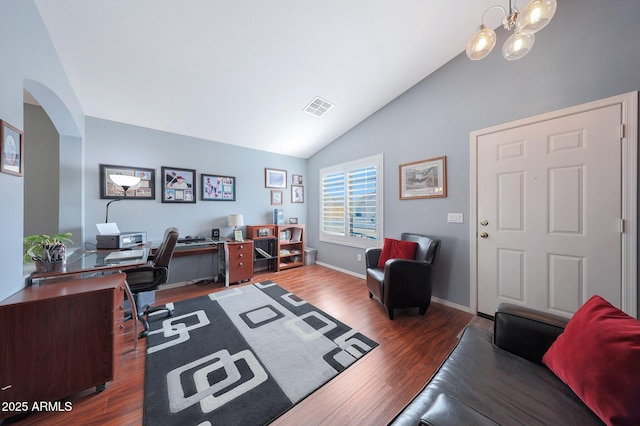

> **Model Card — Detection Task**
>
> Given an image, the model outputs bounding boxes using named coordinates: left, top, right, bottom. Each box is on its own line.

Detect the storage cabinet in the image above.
left=0, top=273, right=127, bottom=419
left=276, top=224, right=305, bottom=271
left=220, top=240, right=254, bottom=284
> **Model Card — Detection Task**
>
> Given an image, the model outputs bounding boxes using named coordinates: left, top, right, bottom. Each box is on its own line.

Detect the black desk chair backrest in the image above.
left=154, top=226, right=180, bottom=269
left=125, top=227, right=179, bottom=337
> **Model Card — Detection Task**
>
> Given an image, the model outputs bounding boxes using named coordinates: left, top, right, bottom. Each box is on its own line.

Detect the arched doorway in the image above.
left=23, top=79, right=84, bottom=243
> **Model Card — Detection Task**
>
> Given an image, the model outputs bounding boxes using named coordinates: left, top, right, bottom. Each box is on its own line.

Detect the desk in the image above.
left=168, top=240, right=254, bottom=286
left=29, top=244, right=150, bottom=284
left=0, top=273, right=127, bottom=419
left=172, top=240, right=218, bottom=257
left=28, top=245, right=149, bottom=346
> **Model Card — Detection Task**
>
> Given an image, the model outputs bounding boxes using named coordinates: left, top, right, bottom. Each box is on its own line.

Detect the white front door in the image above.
left=476, top=104, right=624, bottom=317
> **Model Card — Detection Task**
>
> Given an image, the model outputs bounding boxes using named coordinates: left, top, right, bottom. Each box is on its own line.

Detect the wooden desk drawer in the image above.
left=227, top=241, right=253, bottom=282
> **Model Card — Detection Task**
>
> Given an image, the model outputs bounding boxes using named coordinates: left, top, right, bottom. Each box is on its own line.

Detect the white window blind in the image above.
left=320, top=154, right=383, bottom=248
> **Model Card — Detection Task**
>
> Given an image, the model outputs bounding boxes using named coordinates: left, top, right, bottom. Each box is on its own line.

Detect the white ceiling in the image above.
left=34, top=0, right=502, bottom=158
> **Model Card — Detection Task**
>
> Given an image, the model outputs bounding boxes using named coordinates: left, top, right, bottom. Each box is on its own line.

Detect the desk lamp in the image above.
left=105, top=174, right=141, bottom=223
left=228, top=214, right=244, bottom=241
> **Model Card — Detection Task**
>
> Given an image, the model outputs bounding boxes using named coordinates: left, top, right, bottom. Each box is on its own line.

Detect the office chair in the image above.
left=124, top=227, right=179, bottom=338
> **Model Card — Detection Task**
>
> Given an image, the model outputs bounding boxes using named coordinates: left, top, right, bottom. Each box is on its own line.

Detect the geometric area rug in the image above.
left=143, top=280, right=378, bottom=426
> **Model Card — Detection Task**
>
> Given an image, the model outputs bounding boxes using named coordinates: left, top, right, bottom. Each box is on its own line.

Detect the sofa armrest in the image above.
left=493, top=303, right=569, bottom=364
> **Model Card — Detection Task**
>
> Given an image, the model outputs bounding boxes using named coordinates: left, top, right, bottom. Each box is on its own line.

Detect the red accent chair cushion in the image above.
left=377, top=238, right=418, bottom=268
left=542, top=295, right=640, bottom=426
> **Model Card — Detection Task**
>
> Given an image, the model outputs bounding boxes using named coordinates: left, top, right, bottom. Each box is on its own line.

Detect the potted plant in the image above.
left=23, top=233, right=73, bottom=272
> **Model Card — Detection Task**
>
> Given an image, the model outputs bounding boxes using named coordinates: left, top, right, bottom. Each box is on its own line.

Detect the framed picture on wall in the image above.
left=161, top=166, right=196, bottom=203
left=271, top=190, right=283, bottom=205
left=292, top=174, right=302, bottom=185
left=100, top=164, right=155, bottom=199
left=265, top=168, right=287, bottom=188
left=399, top=156, right=447, bottom=200
left=201, top=174, right=236, bottom=201
left=0, top=120, right=24, bottom=177
left=291, top=184, right=304, bottom=203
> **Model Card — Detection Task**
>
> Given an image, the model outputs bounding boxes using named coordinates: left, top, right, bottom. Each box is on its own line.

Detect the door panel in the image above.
left=477, top=104, right=622, bottom=317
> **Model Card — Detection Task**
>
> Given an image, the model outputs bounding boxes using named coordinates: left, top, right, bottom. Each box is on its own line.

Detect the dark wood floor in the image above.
left=11, top=265, right=474, bottom=426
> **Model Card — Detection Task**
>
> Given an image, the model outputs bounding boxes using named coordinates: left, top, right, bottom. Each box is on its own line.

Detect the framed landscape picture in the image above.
left=399, top=156, right=447, bottom=200
left=162, top=166, right=196, bottom=203
left=202, top=174, right=236, bottom=201
left=100, top=164, right=155, bottom=199
left=265, top=168, right=287, bottom=188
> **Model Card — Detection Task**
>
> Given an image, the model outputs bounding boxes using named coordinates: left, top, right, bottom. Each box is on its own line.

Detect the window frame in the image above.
left=319, top=153, right=383, bottom=248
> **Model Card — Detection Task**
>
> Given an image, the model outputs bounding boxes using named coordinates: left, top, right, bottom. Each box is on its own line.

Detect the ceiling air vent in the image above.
left=304, top=97, right=334, bottom=117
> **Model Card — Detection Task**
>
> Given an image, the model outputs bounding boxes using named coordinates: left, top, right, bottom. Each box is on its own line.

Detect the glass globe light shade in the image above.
left=516, top=0, right=557, bottom=34
left=466, top=25, right=497, bottom=60
left=502, top=31, right=535, bottom=61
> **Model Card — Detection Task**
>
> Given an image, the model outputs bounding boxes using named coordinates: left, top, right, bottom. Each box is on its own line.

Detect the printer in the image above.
left=96, top=231, right=147, bottom=249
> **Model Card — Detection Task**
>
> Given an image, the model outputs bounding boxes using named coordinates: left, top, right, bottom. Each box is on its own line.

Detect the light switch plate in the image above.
left=447, top=213, right=463, bottom=223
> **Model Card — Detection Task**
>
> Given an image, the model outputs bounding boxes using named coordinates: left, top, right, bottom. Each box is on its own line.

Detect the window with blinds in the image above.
left=320, top=154, right=383, bottom=248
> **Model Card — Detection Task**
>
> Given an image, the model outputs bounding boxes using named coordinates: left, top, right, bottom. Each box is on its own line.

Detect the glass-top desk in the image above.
left=28, top=244, right=151, bottom=285
left=27, top=244, right=151, bottom=349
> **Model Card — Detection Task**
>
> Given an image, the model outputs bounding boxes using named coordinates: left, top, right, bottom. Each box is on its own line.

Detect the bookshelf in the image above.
left=276, top=224, right=305, bottom=271
left=246, top=224, right=305, bottom=272
left=246, top=225, right=277, bottom=272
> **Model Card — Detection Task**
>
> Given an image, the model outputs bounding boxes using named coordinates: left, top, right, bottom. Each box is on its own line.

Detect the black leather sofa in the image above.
left=390, top=303, right=604, bottom=425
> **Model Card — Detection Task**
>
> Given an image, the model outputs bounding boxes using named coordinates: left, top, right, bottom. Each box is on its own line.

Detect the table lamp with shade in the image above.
left=228, top=214, right=244, bottom=241
left=105, top=174, right=141, bottom=223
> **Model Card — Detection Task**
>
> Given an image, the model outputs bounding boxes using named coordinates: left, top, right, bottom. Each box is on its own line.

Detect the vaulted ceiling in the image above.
left=34, top=0, right=501, bottom=158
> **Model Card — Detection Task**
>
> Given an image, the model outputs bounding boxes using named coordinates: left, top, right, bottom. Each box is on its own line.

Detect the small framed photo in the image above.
left=234, top=229, right=244, bottom=242
left=162, top=166, right=196, bottom=203
left=291, top=185, right=304, bottom=203
left=271, top=190, right=283, bottom=205
left=265, top=168, right=287, bottom=188
left=1, top=120, right=24, bottom=177
left=289, top=217, right=298, bottom=224
left=399, top=156, right=447, bottom=200
left=202, top=174, right=236, bottom=201
left=292, top=174, right=303, bottom=185
left=100, top=164, right=155, bottom=199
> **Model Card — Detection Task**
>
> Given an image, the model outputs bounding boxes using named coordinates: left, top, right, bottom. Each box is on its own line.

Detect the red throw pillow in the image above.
left=377, top=238, right=418, bottom=268
left=542, top=295, right=640, bottom=426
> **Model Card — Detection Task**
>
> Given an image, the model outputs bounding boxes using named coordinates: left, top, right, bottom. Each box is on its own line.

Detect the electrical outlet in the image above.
left=357, top=254, right=362, bottom=262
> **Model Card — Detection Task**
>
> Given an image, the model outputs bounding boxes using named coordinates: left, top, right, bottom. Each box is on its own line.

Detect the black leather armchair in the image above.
left=365, top=233, right=440, bottom=319
left=124, top=227, right=179, bottom=337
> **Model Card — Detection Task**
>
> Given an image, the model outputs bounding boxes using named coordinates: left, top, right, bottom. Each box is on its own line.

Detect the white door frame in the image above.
left=470, top=91, right=638, bottom=318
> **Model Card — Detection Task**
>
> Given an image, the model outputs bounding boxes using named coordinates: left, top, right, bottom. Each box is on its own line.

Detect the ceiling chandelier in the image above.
left=466, top=0, right=557, bottom=61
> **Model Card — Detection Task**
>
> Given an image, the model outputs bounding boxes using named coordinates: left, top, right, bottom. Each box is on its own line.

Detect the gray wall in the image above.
left=84, top=117, right=307, bottom=283
left=24, top=104, right=59, bottom=236
left=0, top=1, right=84, bottom=301
left=307, top=0, right=640, bottom=310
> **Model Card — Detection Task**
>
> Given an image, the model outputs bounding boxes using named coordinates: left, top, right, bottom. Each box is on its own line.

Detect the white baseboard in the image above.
left=316, top=261, right=366, bottom=280
left=431, top=296, right=472, bottom=314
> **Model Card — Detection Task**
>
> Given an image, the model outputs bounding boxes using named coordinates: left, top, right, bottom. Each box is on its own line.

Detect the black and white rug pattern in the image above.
left=143, top=280, right=378, bottom=425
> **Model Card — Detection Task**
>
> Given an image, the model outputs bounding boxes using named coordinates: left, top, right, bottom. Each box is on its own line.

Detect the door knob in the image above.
left=480, top=232, right=489, bottom=238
